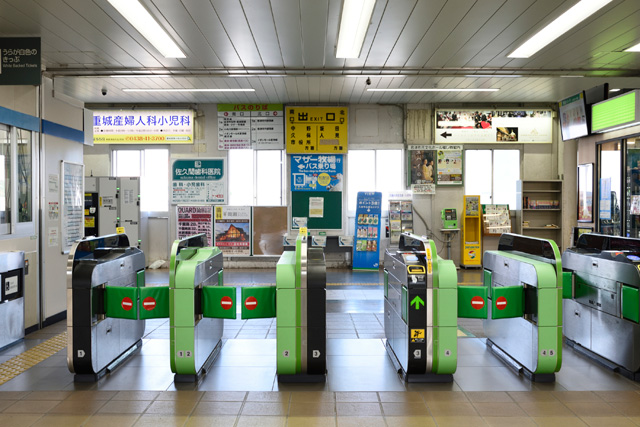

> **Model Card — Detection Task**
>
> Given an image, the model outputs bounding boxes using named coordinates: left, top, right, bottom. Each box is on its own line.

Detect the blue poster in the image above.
left=291, top=154, right=343, bottom=191
left=600, top=178, right=611, bottom=220
left=353, top=192, right=382, bottom=271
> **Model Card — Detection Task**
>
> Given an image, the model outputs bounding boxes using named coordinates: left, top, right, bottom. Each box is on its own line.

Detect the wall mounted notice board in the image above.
left=291, top=191, right=342, bottom=230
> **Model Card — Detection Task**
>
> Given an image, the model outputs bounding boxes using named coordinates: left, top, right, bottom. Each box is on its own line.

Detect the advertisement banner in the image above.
left=434, top=109, right=552, bottom=143
left=409, top=145, right=462, bottom=187
left=214, top=206, right=251, bottom=255
left=217, top=104, right=284, bottom=150
left=177, top=205, right=214, bottom=246
left=171, top=158, right=226, bottom=204
left=291, top=154, right=343, bottom=191
left=286, top=106, right=348, bottom=154
left=93, top=110, right=194, bottom=144
left=353, top=192, right=382, bottom=271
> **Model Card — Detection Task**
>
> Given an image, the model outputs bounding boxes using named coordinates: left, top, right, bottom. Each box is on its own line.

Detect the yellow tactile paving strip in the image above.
left=0, top=332, right=67, bottom=385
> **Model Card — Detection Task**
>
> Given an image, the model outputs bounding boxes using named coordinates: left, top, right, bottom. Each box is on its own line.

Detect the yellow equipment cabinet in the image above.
left=461, top=195, right=482, bottom=268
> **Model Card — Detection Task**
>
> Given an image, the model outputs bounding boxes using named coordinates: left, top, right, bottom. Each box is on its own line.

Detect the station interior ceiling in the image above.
left=3, top=0, right=639, bottom=105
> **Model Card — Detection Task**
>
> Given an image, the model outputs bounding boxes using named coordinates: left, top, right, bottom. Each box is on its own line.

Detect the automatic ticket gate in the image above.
left=469, top=233, right=564, bottom=382
left=384, top=234, right=458, bottom=382
left=242, top=234, right=327, bottom=382
left=170, top=234, right=229, bottom=382
left=67, top=233, right=325, bottom=383
left=563, top=233, right=640, bottom=380
left=0, top=251, right=25, bottom=351
left=67, top=234, right=146, bottom=381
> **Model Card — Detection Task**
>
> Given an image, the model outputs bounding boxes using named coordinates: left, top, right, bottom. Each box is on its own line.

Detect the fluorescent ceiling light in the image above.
left=367, top=88, right=499, bottom=92
left=345, top=74, right=402, bottom=78
left=625, top=42, right=640, bottom=52
left=508, top=0, right=613, bottom=58
left=465, top=75, right=522, bottom=78
left=609, top=88, right=621, bottom=92
left=227, top=74, right=289, bottom=78
left=122, top=88, right=255, bottom=93
left=108, top=0, right=185, bottom=58
left=336, top=0, right=376, bottom=58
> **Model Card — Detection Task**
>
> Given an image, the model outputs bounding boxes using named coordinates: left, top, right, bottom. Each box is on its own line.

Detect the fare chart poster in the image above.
left=434, top=110, right=553, bottom=143
left=291, top=154, right=343, bottom=191
left=353, top=192, right=382, bottom=271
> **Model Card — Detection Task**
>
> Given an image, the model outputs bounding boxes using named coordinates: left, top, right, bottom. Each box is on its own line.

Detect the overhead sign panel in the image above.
left=0, top=37, right=41, bottom=85
left=434, top=109, right=553, bottom=143
left=217, top=104, right=284, bottom=150
left=291, top=154, right=343, bottom=191
left=93, top=110, right=194, bottom=144
left=286, top=106, right=348, bottom=153
left=591, top=90, right=639, bottom=133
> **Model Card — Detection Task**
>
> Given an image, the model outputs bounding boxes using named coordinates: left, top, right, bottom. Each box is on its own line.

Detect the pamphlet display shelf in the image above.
left=516, top=180, right=563, bottom=250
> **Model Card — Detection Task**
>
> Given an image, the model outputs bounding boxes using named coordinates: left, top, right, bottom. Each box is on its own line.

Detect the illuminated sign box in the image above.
left=591, top=90, right=640, bottom=133
left=93, top=110, right=194, bottom=144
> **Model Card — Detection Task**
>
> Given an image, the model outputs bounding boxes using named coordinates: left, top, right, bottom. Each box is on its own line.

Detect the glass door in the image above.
left=598, top=141, right=622, bottom=236
left=626, top=138, right=640, bottom=238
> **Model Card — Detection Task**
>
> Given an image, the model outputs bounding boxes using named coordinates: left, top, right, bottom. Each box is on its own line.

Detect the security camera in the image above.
left=101, top=88, right=108, bottom=96
left=366, top=77, right=371, bottom=86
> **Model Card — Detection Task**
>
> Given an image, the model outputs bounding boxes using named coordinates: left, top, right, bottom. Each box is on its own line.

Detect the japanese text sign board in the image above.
left=93, top=110, right=194, bottom=144
left=291, top=154, right=343, bottom=191
left=177, top=205, right=214, bottom=246
left=353, top=192, right=382, bottom=271
left=286, top=106, right=348, bottom=154
left=217, top=104, right=284, bottom=150
left=435, top=109, right=552, bottom=143
left=0, top=38, right=41, bottom=85
left=171, top=158, right=226, bottom=204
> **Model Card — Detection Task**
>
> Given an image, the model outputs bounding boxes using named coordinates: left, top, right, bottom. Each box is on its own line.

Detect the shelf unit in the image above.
left=516, top=180, right=563, bottom=249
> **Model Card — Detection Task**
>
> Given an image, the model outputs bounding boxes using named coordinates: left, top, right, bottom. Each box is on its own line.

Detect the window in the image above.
left=0, top=125, right=34, bottom=236
left=347, top=149, right=403, bottom=212
left=228, top=149, right=284, bottom=206
left=17, top=129, right=32, bottom=223
left=599, top=141, right=621, bottom=236
left=465, top=149, right=520, bottom=208
left=0, top=126, right=9, bottom=234
left=112, top=148, right=169, bottom=212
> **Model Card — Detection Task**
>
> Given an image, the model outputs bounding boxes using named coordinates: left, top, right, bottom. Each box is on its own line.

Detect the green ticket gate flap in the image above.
left=202, top=286, right=237, bottom=319
left=104, top=286, right=139, bottom=320
left=458, top=286, right=489, bottom=319
left=241, top=286, right=277, bottom=319
left=622, top=285, right=640, bottom=323
left=491, top=286, right=524, bottom=319
left=139, top=286, right=170, bottom=319
left=562, top=271, right=573, bottom=299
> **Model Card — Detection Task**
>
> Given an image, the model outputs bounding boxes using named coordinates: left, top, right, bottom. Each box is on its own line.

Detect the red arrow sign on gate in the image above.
left=121, top=297, right=133, bottom=311
left=245, top=296, right=258, bottom=310
left=142, top=297, right=156, bottom=311
left=471, top=296, right=485, bottom=310
left=496, top=296, right=508, bottom=310
left=221, top=296, right=233, bottom=310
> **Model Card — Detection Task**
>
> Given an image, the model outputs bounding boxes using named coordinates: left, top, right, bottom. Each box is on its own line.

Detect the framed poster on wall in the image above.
left=577, top=163, right=593, bottom=222
left=60, top=161, right=84, bottom=253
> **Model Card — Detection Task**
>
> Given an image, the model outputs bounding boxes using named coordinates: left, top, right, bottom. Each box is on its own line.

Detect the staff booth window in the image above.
left=228, top=149, right=285, bottom=206
left=0, top=125, right=35, bottom=237
left=347, top=149, right=403, bottom=213
left=598, top=141, right=622, bottom=236
left=112, top=148, right=169, bottom=212
left=464, top=149, right=520, bottom=207
left=627, top=138, right=640, bottom=238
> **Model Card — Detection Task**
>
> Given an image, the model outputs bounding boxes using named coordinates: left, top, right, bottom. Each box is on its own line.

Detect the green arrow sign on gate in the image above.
left=411, top=296, right=425, bottom=310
